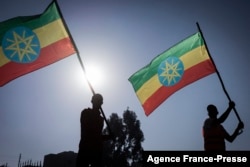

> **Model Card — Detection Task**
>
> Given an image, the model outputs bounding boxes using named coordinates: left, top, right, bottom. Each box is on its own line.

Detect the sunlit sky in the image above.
left=1, top=0, right=250, bottom=166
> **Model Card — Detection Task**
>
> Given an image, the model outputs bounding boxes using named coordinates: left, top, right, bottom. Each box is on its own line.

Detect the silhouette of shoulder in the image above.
left=203, top=118, right=219, bottom=129
left=81, top=108, right=103, bottom=128
left=82, top=108, right=92, bottom=114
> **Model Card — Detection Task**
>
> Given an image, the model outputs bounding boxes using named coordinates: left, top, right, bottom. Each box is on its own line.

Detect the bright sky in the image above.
left=1, top=0, right=250, bottom=166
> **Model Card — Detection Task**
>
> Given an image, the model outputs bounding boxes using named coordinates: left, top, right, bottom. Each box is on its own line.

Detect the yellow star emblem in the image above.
left=2, top=26, right=40, bottom=63
left=158, top=57, right=184, bottom=86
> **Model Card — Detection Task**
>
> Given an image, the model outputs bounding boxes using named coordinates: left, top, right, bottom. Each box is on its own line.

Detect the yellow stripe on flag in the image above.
left=36, top=19, right=68, bottom=48
left=0, top=19, right=68, bottom=66
left=136, top=45, right=209, bottom=104
left=0, top=49, right=9, bottom=66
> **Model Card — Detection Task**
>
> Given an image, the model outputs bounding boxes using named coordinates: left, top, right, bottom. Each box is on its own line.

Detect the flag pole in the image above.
left=54, top=0, right=113, bottom=136
left=196, top=22, right=243, bottom=125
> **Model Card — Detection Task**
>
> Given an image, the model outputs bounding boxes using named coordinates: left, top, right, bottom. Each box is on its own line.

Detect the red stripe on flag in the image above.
left=142, top=60, right=215, bottom=116
left=0, top=38, right=75, bottom=86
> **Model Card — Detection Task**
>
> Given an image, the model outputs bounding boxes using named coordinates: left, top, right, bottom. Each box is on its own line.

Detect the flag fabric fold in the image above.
left=129, top=32, right=216, bottom=116
left=0, top=2, right=76, bottom=86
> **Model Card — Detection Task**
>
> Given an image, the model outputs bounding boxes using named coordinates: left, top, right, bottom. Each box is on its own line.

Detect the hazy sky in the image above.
left=1, top=0, right=250, bottom=166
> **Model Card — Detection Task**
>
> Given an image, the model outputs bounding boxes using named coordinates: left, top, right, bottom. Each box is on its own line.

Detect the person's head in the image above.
left=91, top=93, right=103, bottom=109
left=207, top=104, right=218, bottom=118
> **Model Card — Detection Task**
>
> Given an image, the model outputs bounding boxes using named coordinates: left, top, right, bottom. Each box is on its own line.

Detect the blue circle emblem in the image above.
left=158, top=57, right=184, bottom=86
left=2, top=26, right=40, bottom=63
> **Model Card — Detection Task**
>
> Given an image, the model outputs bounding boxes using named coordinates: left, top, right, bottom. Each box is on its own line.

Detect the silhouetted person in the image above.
left=203, top=101, right=244, bottom=151
left=76, top=93, right=108, bottom=167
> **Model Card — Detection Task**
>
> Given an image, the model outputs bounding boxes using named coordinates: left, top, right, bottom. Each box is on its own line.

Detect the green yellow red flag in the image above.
left=0, top=2, right=76, bottom=86
left=129, top=32, right=216, bottom=116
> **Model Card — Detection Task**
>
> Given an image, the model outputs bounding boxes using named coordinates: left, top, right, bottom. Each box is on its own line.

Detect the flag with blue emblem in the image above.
left=129, top=32, right=216, bottom=116
left=0, top=2, right=76, bottom=86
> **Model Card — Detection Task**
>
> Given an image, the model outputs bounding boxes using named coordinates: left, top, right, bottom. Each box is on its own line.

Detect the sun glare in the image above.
left=85, top=64, right=105, bottom=89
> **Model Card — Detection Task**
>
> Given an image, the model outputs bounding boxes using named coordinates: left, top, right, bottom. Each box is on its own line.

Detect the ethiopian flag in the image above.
left=129, top=32, right=216, bottom=116
left=0, top=2, right=76, bottom=86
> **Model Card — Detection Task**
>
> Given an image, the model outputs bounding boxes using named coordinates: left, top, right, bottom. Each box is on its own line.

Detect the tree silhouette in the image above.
left=102, top=109, right=144, bottom=167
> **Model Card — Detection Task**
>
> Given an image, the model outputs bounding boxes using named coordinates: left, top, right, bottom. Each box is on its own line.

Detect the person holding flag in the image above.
left=203, top=101, right=244, bottom=151
left=129, top=23, right=244, bottom=150
left=76, top=94, right=112, bottom=167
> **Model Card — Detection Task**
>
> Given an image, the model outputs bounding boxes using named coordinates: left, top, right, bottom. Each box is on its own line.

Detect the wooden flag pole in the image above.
left=54, top=0, right=113, bottom=136
left=196, top=22, right=243, bottom=126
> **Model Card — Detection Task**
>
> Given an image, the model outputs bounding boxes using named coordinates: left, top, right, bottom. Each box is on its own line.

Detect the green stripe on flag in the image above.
left=0, top=2, right=60, bottom=41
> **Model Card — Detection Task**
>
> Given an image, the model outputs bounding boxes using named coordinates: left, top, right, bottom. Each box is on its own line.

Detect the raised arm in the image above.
left=218, top=101, right=235, bottom=123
